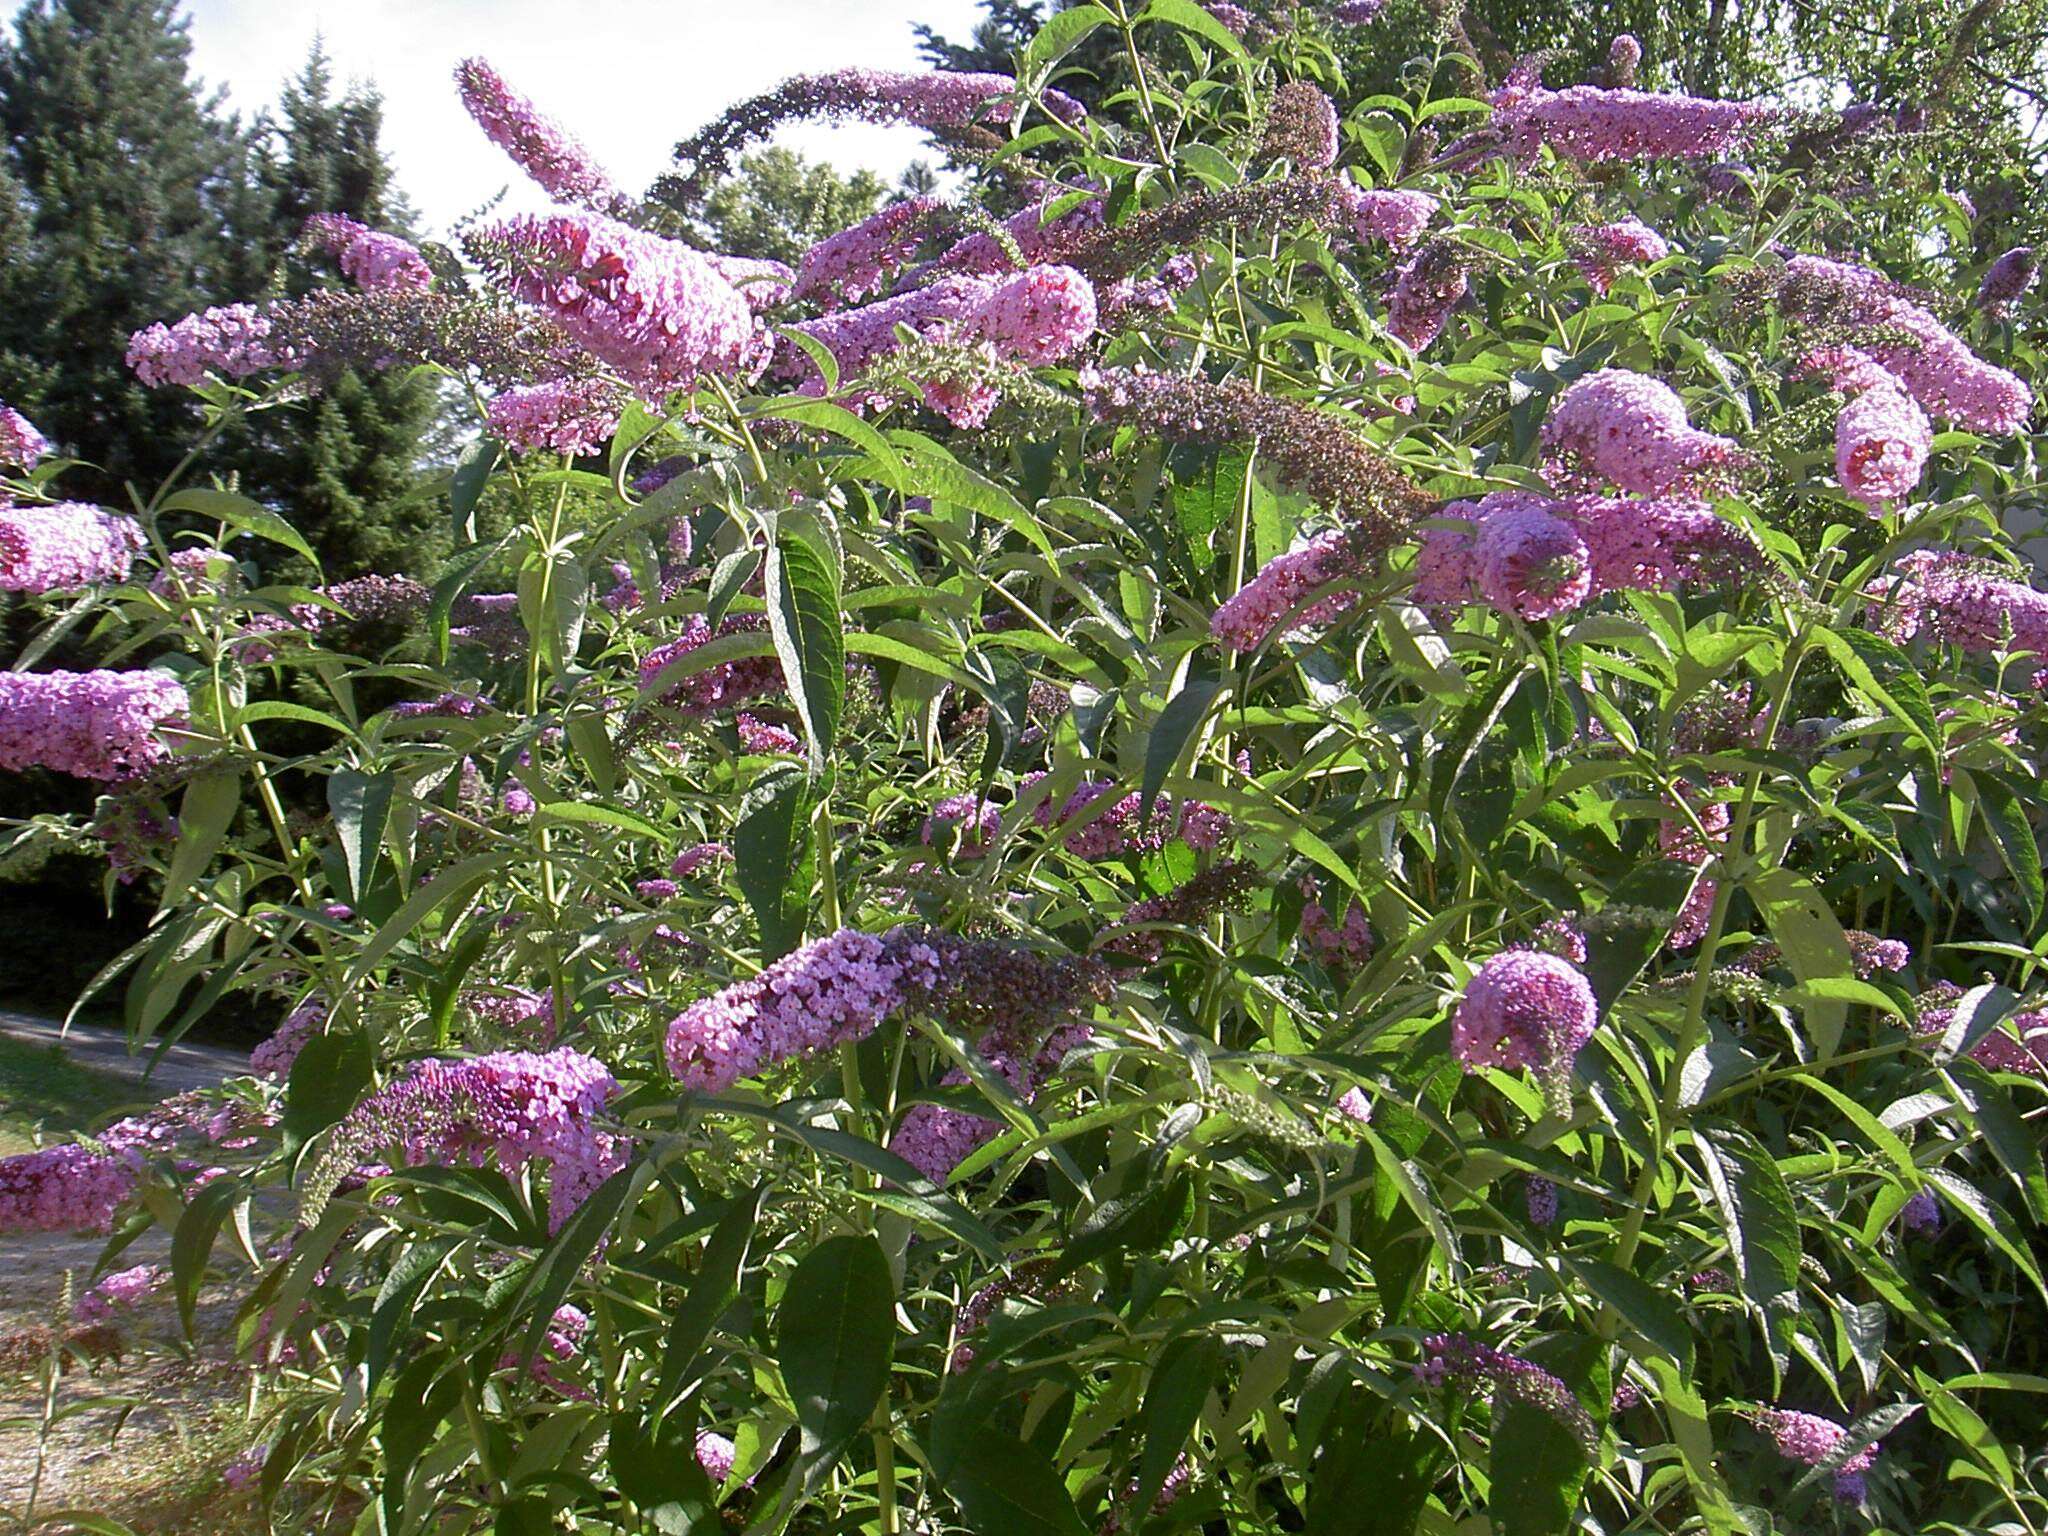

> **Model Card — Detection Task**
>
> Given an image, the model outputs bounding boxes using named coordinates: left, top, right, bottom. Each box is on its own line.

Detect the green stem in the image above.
left=1608, top=629, right=1810, bottom=1281
left=1111, top=0, right=1175, bottom=168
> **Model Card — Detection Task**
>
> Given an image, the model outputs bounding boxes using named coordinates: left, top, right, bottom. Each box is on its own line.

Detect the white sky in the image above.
left=182, top=0, right=988, bottom=237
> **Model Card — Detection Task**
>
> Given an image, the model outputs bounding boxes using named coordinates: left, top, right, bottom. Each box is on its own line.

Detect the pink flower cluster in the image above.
left=1343, top=188, right=1437, bottom=251
left=0, top=669, right=187, bottom=781
left=665, top=928, right=929, bottom=1092
left=780, top=264, right=1097, bottom=424
left=1415, top=1333, right=1595, bottom=1448
left=1451, top=949, right=1599, bottom=1098
left=788, top=68, right=1083, bottom=130
left=251, top=998, right=327, bottom=1081
left=1204, top=2, right=1252, bottom=33
left=127, top=304, right=292, bottom=388
left=705, top=254, right=795, bottom=313
left=673, top=841, right=733, bottom=877
left=72, top=1263, right=166, bottom=1325
left=1569, top=220, right=1669, bottom=294
left=477, top=211, right=757, bottom=397
left=1024, top=774, right=1234, bottom=859
left=1913, top=982, right=2048, bottom=1078
left=1752, top=1408, right=1880, bottom=1501
left=1261, top=81, right=1341, bottom=169
left=933, top=194, right=1105, bottom=279
left=0, top=404, right=50, bottom=468
left=736, top=713, right=800, bottom=753
left=1491, top=81, right=1772, bottom=164
left=1876, top=551, right=2048, bottom=666
left=1388, top=244, right=1469, bottom=351
left=923, top=793, right=1003, bottom=856
left=303, top=213, right=433, bottom=293
left=0, top=502, right=144, bottom=592
left=640, top=613, right=785, bottom=716
left=336, top=1048, right=624, bottom=1226
left=487, top=378, right=626, bottom=457
left=455, top=58, right=623, bottom=211
left=889, top=1023, right=1091, bottom=1183
left=793, top=198, right=940, bottom=309
left=1977, top=246, right=2037, bottom=316
left=1300, top=879, right=1375, bottom=971
left=1832, top=368, right=1931, bottom=511
left=1414, top=490, right=1759, bottom=619
left=1541, top=370, right=1743, bottom=496
left=0, top=1142, right=140, bottom=1234
left=1212, top=530, right=1361, bottom=651
left=1331, top=0, right=1387, bottom=19
left=1473, top=498, right=1591, bottom=620
left=1784, top=254, right=2032, bottom=433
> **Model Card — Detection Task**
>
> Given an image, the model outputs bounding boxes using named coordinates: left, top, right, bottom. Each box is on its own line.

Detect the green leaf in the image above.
left=450, top=438, right=502, bottom=543
left=1137, top=0, right=1251, bottom=63
left=752, top=397, right=904, bottom=491
left=1059, top=1171, right=1193, bottom=1274
left=655, top=1186, right=764, bottom=1417
left=1643, top=1358, right=1741, bottom=1535
left=1941, top=1063, right=2048, bottom=1224
left=1584, top=860, right=1702, bottom=1012
left=610, top=1408, right=718, bottom=1528
left=535, top=800, right=668, bottom=841
left=367, top=1234, right=464, bottom=1394
left=1746, top=867, right=1853, bottom=1056
left=1134, top=1333, right=1220, bottom=1517
left=1566, top=1258, right=1692, bottom=1368
left=381, top=1351, right=464, bottom=1528
left=1813, top=626, right=1940, bottom=763
left=926, top=1385, right=1091, bottom=1536
left=765, top=515, right=845, bottom=775
left=283, top=1030, right=374, bottom=1156
left=733, top=764, right=812, bottom=958
left=1936, top=981, right=2019, bottom=1065
left=1308, top=1393, right=1443, bottom=1534
left=158, top=767, right=239, bottom=912
left=162, top=489, right=320, bottom=572
left=1141, top=665, right=1220, bottom=822
left=1023, top=2, right=1114, bottom=78
left=1491, top=1338, right=1601, bottom=1536
left=777, top=1234, right=895, bottom=1467
left=1700, top=1127, right=1802, bottom=1375
left=1973, top=770, right=2044, bottom=923
left=170, top=1175, right=244, bottom=1340
left=327, top=767, right=394, bottom=905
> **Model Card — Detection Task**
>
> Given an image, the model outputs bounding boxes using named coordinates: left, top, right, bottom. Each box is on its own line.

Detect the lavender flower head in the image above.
left=1451, top=949, right=1599, bottom=1108
left=73, top=1263, right=166, bottom=1325
left=1415, top=1334, right=1596, bottom=1449
left=472, top=211, right=757, bottom=398
left=0, top=669, right=188, bottom=781
left=923, top=793, right=1003, bottom=857
left=1212, top=530, right=1362, bottom=651
left=0, top=502, right=144, bottom=593
left=1752, top=1408, right=1880, bottom=1502
left=127, top=305, right=293, bottom=389
left=1261, top=81, right=1341, bottom=169
left=1977, top=246, right=2038, bottom=317
left=0, top=404, right=51, bottom=468
left=303, top=213, right=433, bottom=293
left=1541, top=369, right=1744, bottom=496
left=1899, top=1188, right=1941, bottom=1233
left=455, top=58, right=624, bottom=212
left=488, top=378, right=626, bottom=457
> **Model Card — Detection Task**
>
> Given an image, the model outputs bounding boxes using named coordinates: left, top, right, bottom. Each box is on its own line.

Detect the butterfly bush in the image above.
left=0, top=502, right=144, bottom=592
left=4, top=16, right=2047, bottom=1535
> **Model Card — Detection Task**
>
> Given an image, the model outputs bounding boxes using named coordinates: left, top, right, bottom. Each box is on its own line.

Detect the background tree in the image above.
left=0, top=0, right=259, bottom=499
left=245, top=44, right=440, bottom=579
left=696, top=146, right=892, bottom=263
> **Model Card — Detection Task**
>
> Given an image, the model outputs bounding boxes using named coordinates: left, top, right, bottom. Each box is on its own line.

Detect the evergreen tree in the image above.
left=245, top=44, right=439, bottom=579
left=0, top=0, right=258, bottom=499
left=698, top=147, right=891, bottom=264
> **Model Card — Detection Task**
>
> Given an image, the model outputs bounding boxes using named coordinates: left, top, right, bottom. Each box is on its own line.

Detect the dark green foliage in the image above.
left=697, top=146, right=891, bottom=264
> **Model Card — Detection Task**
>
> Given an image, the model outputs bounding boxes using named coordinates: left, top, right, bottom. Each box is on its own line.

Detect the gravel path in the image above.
left=0, top=1012, right=257, bottom=1524
left=0, top=1009, right=246, bottom=1096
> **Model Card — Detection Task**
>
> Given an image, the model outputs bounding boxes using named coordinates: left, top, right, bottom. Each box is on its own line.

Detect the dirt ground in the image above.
left=0, top=1225, right=263, bottom=1532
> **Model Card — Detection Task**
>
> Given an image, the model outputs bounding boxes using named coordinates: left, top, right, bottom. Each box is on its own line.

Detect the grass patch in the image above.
left=0, top=1033, right=149, bottom=1154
